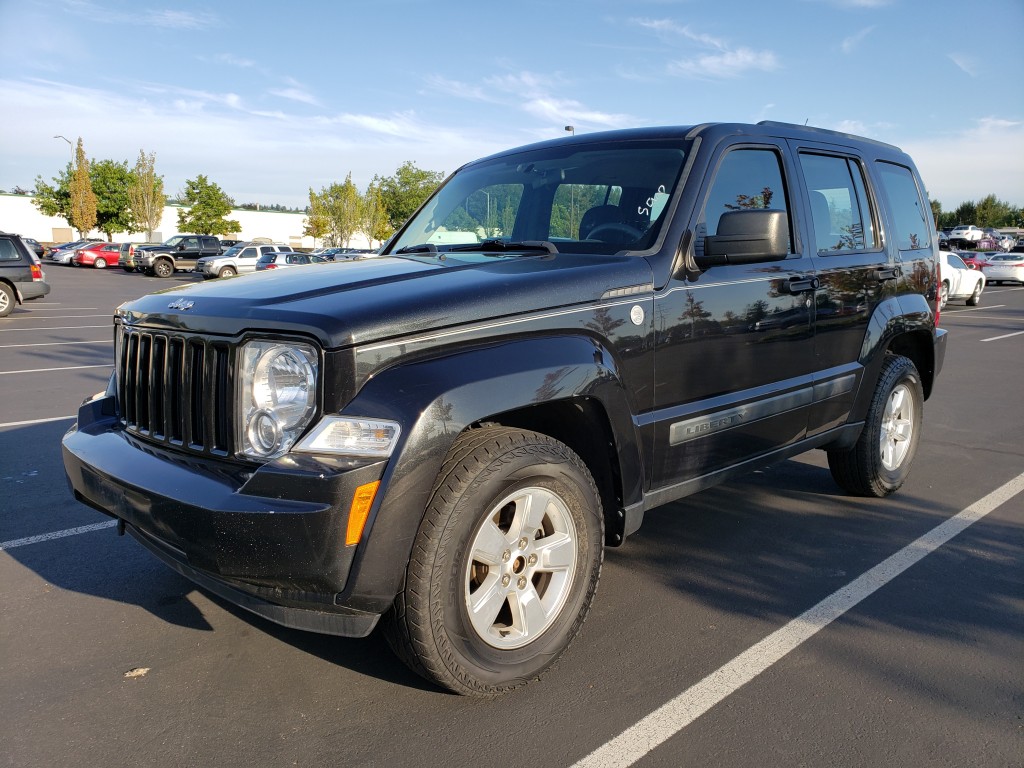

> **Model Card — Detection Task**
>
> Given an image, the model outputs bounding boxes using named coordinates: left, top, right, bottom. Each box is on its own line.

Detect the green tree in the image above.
left=33, top=164, right=73, bottom=226
left=310, top=174, right=362, bottom=246
left=952, top=201, right=976, bottom=226
left=176, top=175, right=240, bottom=235
left=68, top=138, right=97, bottom=238
left=91, top=159, right=136, bottom=240
left=378, top=161, right=444, bottom=230
left=974, top=194, right=1015, bottom=228
left=128, top=150, right=165, bottom=241
left=302, top=186, right=329, bottom=246
left=360, top=179, right=393, bottom=247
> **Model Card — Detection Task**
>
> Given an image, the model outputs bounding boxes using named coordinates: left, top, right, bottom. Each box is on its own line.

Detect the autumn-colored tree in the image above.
left=360, top=179, right=392, bottom=247
left=128, top=150, right=165, bottom=241
left=302, top=187, right=330, bottom=247
left=68, top=138, right=97, bottom=238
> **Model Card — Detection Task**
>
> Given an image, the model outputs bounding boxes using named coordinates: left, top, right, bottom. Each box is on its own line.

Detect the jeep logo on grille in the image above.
left=167, top=298, right=194, bottom=311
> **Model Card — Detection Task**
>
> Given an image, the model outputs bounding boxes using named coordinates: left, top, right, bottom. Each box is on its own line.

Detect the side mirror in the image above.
left=697, top=209, right=789, bottom=268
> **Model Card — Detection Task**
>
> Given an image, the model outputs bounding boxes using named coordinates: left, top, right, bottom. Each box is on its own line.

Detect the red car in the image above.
left=73, top=242, right=122, bottom=269
left=959, top=250, right=998, bottom=270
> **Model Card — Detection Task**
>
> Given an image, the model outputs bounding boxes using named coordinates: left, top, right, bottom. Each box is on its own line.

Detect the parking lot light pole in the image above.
left=54, top=135, right=74, bottom=166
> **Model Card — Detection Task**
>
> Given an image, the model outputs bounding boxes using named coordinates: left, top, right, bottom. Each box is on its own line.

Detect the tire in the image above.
left=939, top=281, right=949, bottom=309
left=827, top=355, right=923, bottom=497
left=153, top=259, right=173, bottom=278
left=382, top=427, right=604, bottom=696
left=966, top=280, right=982, bottom=306
left=218, top=266, right=236, bottom=278
left=94, top=257, right=107, bottom=269
left=0, top=283, right=14, bottom=317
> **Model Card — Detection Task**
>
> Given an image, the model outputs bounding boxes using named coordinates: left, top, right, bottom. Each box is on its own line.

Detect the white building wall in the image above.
left=0, top=193, right=373, bottom=249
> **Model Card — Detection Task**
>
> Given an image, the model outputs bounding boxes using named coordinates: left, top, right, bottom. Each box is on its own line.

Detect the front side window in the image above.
left=799, top=153, right=877, bottom=254
left=697, top=147, right=793, bottom=254
left=876, top=162, right=931, bottom=250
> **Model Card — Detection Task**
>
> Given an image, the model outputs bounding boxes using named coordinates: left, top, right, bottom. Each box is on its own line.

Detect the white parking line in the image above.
left=0, top=325, right=110, bottom=332
left=3, top=314, right=113, bottom=320
left=0, top=364, right=112, bottom=375
left=0, top=521, right=118, bottom=551
left=942, top=304, right=1005, bottom=314
left=982, top=330, right=1024, bottom=342
left=0, top=415, right=75, bottom=428
left=572, top=471, right=1024, bottom=768
left=0, top=340, right=110, bottom=349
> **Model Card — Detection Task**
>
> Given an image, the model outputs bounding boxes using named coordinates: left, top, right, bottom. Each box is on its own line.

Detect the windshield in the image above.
left=163, top=236, right=185, bottom=247
left=386, top=139, right=690, bottom=257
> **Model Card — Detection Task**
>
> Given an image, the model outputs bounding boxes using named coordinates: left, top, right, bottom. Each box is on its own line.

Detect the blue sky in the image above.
left=1, top=0, right=1022, bottom=212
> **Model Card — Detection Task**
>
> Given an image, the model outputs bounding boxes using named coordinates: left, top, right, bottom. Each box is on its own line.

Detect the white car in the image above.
left=940, top=252, right=985, bottom=307
left=949, top=225, right=984, bottom=243
left=981, top=253, right=1024, bottom=285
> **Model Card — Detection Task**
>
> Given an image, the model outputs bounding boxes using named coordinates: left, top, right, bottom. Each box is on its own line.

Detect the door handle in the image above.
left=876, top=266, right=902, bottom=281
left=788, top=275, right=819, bottom=292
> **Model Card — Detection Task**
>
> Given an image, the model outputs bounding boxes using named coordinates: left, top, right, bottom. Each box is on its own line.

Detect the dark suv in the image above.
left=0, top=232, right=51, bottom=317
left=135, top=235, right=222, bottom=277
left=63, top=122, right=946, bottom=696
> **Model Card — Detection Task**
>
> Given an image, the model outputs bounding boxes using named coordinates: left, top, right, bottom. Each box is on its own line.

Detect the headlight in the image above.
left=295, top=417, right=401, bottom=457
left=238, top=341, right=318, bottom=459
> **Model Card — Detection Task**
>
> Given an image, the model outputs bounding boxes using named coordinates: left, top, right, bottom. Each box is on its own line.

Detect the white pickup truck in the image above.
left=195, top=242, right=291, bottom=279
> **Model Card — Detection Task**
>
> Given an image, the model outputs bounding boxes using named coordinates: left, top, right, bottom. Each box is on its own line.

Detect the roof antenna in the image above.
left=804, top=118, right=809, bottom=125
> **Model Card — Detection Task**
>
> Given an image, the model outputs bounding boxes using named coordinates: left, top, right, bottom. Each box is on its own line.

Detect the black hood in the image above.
left=119, top=252, right=654, bottom=349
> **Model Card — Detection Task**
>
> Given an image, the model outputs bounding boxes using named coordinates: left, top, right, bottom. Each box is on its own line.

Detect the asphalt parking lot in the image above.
left=2, top=264, right=1022, bottom=768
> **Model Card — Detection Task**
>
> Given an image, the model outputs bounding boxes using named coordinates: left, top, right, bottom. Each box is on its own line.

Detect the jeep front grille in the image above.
left=117, top=327, right=235, bottom=456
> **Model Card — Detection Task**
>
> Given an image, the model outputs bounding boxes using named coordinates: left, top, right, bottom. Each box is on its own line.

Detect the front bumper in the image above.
left=61, top=395, right=387, bottom=637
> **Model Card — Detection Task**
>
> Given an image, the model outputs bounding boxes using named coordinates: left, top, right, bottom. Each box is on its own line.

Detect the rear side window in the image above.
left=876, top=162, right=931, bottom=250
left=0, top=239, right=21, bottom=261
left=799, top=153, right=877, bottom=254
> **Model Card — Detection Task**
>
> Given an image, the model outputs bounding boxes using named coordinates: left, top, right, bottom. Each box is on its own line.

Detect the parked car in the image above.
left=49, top=239, right=102, bottom=264
left=940, top=251, right=985, bottom=307
left=118, top=242, right=136, bottom=272
left=317, top=247, right=378, bottom=261
left=196, top=242, right=291, bottom=278
left=218, top=239, right=243, bottom=253
left=949, top=225, right=984, bottom=244
left=980, top=253, right=1024, bottom=284
left=73, top=242, right=122, bottom=269
left=23, top=237, right=45, bottom=258
left=135, top=235, right=222, bottom=277
left=254, top=251, right=324, bottom=270
left=959, top=250, right=998, bottom=270
left=63, top=121, right=947, bottom=696
left=0, top=232, right=50, bottom=317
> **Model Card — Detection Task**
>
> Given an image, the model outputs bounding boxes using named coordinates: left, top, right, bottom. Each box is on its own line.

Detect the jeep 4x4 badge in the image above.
left=167, top=298, right=194, bottom=310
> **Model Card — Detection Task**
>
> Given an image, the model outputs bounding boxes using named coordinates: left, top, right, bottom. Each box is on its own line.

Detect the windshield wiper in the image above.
left=446, top=240, right=557, bottom=254
left=394, top=243, right=438, bottom=254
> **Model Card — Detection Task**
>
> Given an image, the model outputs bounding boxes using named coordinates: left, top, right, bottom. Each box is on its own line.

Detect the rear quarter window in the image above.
left=0, top=239, right=23, bottom=261
left=876, top=162, right=931, bottom=250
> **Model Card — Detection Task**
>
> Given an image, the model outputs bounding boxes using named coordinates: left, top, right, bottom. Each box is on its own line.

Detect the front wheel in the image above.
left=939, top=281, right=949, bottom=309
left=218, top=266, right=237, bottom=278
left=153, top=259, right=174, bottom=278
left=827, top=355, right=923, bottom=497
left=383, top=427, right=604, bottom=696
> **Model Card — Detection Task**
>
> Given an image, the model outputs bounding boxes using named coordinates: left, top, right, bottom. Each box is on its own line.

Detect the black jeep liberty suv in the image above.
left=62, top=122, right=947, bottom=696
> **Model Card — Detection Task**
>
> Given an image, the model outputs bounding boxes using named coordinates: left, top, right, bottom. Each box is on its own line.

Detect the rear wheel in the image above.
left=827, top=355, right=923, bottom=497
left=0, top=283, right=14, bottom=317
left=383, top=427, right=604, bottom=696
left=966, top=280, right=982, bottom=306
left=94, top=257, right=107, bottom=269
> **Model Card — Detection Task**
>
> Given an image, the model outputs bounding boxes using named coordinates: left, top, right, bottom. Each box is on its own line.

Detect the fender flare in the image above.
left=334, top=334, right=643, bottom=612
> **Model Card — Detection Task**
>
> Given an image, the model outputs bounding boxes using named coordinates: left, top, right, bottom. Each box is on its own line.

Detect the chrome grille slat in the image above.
left=117, top=327, right=233, bottom=457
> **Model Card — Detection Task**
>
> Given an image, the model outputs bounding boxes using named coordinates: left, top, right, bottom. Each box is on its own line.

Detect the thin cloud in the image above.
left=215, top=53, right=256, bottom=69
left=632, top=18, right=780, bottom=79
left=62, top=1, right=218, bottom=29
left=841, top=26, right=875, bottom=53
left=948, top=53, right=978, bottom=77
left=269, top=88, right=320, bottom=107
left=668, top=48, right=780, bottom=79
